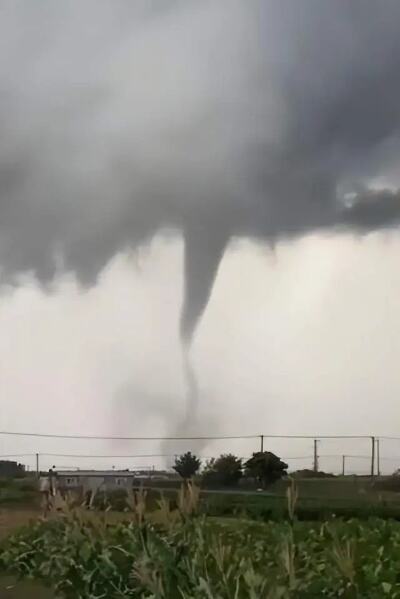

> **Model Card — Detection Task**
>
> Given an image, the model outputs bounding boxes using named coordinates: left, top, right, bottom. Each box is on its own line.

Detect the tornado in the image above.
left=176, top=224, right=229, bottom=432
left=180, top=225, right=229, bottom=345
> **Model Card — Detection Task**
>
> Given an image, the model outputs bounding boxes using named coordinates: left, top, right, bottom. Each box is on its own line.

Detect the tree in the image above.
left=173, top=452, right=201, bottom=480
left=244, top=451, right=288, bottom=488
left=202, top=453, right=242, bottom=487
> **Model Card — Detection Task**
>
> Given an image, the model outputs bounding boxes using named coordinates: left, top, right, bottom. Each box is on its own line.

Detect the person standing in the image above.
left=39, top=473, right=51, bottom=516
left=49, top=468, right=57, bottom=497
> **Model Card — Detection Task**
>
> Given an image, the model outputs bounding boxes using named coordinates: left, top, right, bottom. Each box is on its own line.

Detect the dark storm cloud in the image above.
left=1, top=0, right=400, bottom=339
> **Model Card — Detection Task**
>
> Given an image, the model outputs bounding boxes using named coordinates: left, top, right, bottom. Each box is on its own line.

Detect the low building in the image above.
left=55, top=470, right=138, bottom=494
left=0, top=460, right=25, bottom=478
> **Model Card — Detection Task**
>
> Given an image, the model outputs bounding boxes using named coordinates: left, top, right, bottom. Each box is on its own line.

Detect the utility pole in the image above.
left=36, top=453, right=39, bottom=478
left=376, top=438, right=381, bottom=476
left=313, top=439, right=319, bottom=473
left=342, top=455, right=346, bottom=476
left=371, top=436, right=375, bottom=477
left=260, top=435, right=264, bottom=453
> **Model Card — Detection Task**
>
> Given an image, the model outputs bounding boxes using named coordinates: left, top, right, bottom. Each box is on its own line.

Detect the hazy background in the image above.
left=1, top=231, right=400, bottom=474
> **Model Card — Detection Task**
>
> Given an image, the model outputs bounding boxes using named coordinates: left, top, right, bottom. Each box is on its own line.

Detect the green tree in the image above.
left=173, top=452, right=201, bottom=480
left=244, top=451, right=288, bottom=488
left=202, top=454, right=242, bottom=487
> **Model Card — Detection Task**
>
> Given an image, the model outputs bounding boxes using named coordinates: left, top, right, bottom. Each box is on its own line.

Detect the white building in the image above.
left=55, top=470, right=138, bottom=494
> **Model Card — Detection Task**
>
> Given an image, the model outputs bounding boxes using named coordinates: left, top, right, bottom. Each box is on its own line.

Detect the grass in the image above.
left=0, top=478, right=38, bottom=508
left=124, top=481, right=400, bottom=522
left=1, top=474, right=399, bottom=513
left=0, top=474, right=400, bottom=528
left=201, top=491, right=400, bottom=521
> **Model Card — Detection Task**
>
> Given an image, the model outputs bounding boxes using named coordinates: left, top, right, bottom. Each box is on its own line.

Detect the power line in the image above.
left=0, top=430, right=373, bottom=441
left=320, top=454, right=371, bottom=460
left=0, top=452, right=312, bottom=460
left=286, top=457, right=311, bottom=461
left=42, top=453, right=214, bottom=459
left=0, top=452, right=382, bottom=460
left=22, top=453, right=400, bottom=467
left=0, top=453, right=36, bottom=458
left=0, top=431, right=259, bottom=441
left=263, top=434, right=371, bottom=439
left=41, top=453, right=312, bottom=461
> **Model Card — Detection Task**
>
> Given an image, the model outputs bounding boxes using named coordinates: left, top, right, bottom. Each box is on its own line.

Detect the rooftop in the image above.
left=55, top=470, right=138, bottom=477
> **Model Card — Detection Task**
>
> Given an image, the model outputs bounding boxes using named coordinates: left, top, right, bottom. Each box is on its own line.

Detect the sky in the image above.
left=1, top=230, right=400, bottom=475
left=1, top=1, right=400, bottom=476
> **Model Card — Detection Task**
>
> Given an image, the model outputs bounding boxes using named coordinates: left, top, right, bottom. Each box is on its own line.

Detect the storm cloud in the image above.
left=1, top=0, right=400, bottom=342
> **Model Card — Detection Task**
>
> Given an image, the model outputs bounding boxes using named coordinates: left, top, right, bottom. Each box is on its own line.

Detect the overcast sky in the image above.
left=1, top=230, right=400, bottom=474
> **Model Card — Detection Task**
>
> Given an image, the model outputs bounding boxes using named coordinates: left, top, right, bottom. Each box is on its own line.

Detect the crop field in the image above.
left=0, top=485, right=400, bottom=597
left=0, top=479, right=400, bottom=597
left=1, top=510, right=400, bottom=597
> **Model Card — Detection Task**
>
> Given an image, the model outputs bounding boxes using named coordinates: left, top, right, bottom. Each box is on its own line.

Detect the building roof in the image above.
left=55, top=470, right=138, bottom=477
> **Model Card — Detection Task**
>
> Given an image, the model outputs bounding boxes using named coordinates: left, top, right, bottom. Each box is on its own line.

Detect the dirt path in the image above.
left=0, top=576, right=54, bottom=598
left=0, top=509, right=41, bottom=540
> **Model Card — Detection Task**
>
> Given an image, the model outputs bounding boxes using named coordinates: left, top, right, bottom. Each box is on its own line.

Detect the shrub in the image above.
left=92, top=488, right=128, bottom=511
left=374, top=475, right=400, bottom=493
left=291, top=469, right=335, bottom=479
left=202, top=454, right=242, bottom=487
left=16, top=480, right=38, bottom=492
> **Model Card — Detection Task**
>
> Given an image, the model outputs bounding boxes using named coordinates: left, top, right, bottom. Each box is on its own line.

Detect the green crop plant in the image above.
left=1, top=485, right=400, bottom=597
